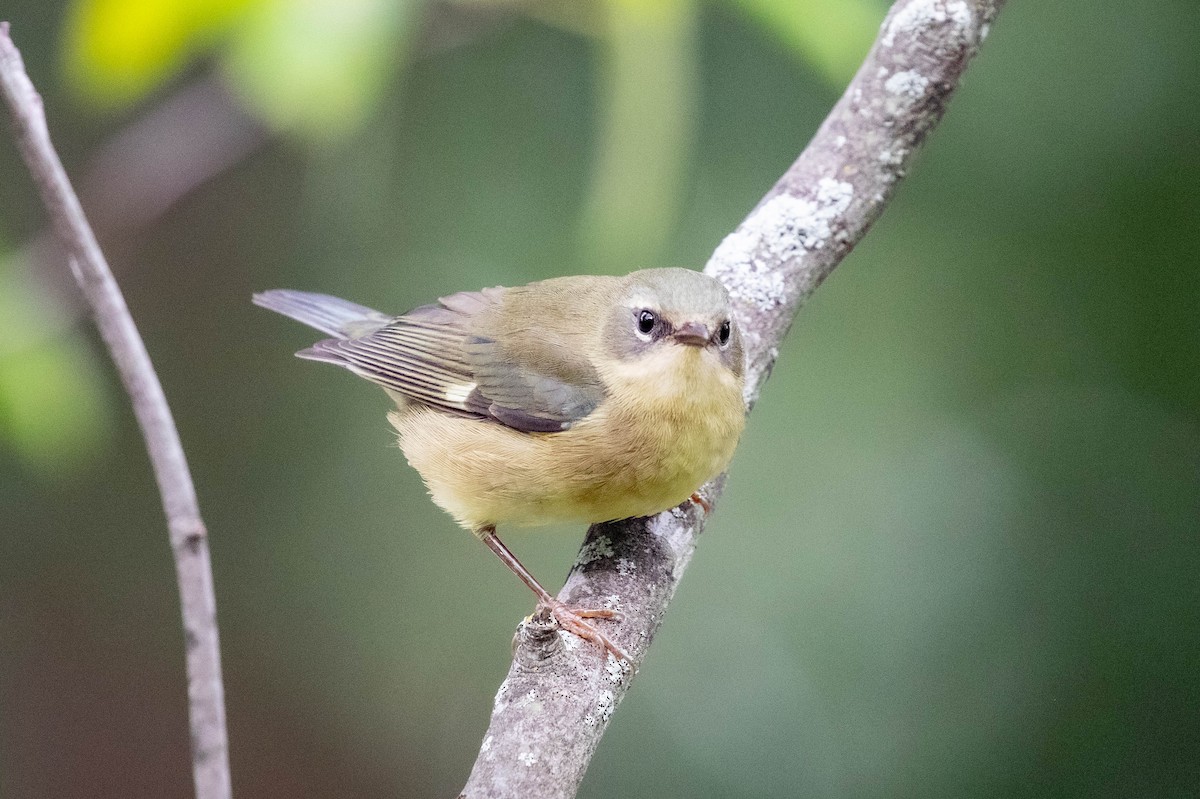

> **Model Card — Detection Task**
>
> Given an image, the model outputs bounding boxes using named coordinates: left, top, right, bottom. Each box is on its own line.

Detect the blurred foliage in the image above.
left=221, top=0, right=420, bottom=140
left=62, top=0, right=877, bottom=140
left=56, top=0, right=883, bottom=268
left=579, top=0, right=696, bottom=269
left=2, top=0, right=1199, bottom=798
left=63, top=0, right=256, bottom=106
left=0, top=250, right=111, bottom=473
left=64, top=0, right=420, bottom=139
left=730, top=0, right=884, bottom=82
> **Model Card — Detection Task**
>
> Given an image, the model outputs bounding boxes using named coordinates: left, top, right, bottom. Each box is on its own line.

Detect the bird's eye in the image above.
left=636, top=309, right=658, bottom=339
left=717, top=319, right=732, bottom=348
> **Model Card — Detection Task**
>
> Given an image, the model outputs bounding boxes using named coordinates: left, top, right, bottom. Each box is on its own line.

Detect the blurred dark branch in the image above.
left=460, top=1, right=1006, bottom=797
left=79, top=75, right=268, bottom=238
left=21, top=74, right=268, bottom=325
left=0, top=23, right=232, bottom=799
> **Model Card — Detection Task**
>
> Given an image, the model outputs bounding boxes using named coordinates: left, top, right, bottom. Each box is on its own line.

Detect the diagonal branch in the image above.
left=460, top=1, right=1006, bottom=797
left=0, top=23, right=231, bottom=799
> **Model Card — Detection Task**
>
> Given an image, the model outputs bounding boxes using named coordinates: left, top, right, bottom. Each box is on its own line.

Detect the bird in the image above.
left=253, top=268, right=745, bottom=660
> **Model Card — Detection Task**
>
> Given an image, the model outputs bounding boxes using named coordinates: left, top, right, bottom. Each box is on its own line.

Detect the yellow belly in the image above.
left=389, top=347, right=745, bottom=533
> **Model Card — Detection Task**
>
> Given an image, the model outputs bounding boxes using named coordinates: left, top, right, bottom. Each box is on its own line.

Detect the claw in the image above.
left=542, top=601, right=630, bottom=662
left=574, top=607, right=624, bottom=622
left=690, top=491, right=712, bottom=514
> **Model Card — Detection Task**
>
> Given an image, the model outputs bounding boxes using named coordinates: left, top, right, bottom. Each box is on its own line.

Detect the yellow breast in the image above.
left=390, top=345, right=745, bottom=533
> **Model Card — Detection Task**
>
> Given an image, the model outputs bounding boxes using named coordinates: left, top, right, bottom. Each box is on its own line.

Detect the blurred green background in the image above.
left=2, top=0, right=1198, bottom=796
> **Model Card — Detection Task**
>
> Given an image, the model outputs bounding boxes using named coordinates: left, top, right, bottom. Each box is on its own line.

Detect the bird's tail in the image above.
left=252, top=289, right=392, bottom=339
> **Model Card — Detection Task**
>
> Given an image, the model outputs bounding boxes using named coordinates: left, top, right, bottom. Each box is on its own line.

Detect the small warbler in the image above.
left=254, top=268, right=745, bottom=659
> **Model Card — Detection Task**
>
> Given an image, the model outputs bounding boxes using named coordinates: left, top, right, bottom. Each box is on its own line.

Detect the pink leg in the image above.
left=480, top=527, right=629, bottom=662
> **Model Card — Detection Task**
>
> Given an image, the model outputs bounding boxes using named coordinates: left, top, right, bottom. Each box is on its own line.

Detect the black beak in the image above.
left=672, top=321, right=710, bottom=347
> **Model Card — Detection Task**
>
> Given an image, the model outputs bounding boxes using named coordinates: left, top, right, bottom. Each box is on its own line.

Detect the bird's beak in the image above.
left=672, top=321, right=711, bottom=347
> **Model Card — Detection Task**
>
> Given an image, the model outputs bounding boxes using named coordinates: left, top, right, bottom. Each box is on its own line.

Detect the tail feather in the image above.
left=252, top=289, right=391, bottom=338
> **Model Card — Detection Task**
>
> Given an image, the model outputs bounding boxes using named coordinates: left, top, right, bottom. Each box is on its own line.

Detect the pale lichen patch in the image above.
left=708, top=227, right=786, bottom=314
left=596, top=690, right=616, bottom=723
left=576, top=536, right=615, bottom=566
left=708, top=179, right=855, bottom=318
left=946, top=0, right=973, bottom=28
left=492, top=680, right=510, bottom=714
left=883, top=0, right=973, bottom=47
left=757, top=181, right=853, bottom=255
left=815, top=178, right=855, bottom=218
left=605, top=658, right=629, bottom=685
left=884, top=70, right=929, bottom=100
left=516, top=689, right=542, bottom=713
left=744, top=345, right=781, bottom=406
left=517, top=750, right=538, bottom=767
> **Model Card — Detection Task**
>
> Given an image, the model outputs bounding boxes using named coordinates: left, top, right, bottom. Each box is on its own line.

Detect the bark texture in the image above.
left=460, top=2, right=1006, bottom=797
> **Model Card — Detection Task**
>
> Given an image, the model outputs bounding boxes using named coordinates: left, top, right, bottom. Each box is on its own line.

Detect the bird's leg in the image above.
left=690, top=491, right=712, bottom=514
left=479, top=527, right=629, bottom=662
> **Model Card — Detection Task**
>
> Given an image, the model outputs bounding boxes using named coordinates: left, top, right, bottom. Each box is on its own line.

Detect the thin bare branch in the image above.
left=0, top=23, right=231, bottom=799
left=460, top=1, right=1006, bottom=797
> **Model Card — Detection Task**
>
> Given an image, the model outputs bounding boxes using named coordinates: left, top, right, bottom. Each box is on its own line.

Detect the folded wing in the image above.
left=297, top=287, right=605, bottom=433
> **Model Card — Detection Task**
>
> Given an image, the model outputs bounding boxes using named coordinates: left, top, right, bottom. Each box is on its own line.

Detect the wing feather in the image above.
left=293, top=284, right=607, bottom=432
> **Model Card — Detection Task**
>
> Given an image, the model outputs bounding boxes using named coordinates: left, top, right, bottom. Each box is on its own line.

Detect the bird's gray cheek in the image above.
left=724, top=343, right=746, bottom=378
left=608, top=332, right=653, bottom=361
left=602, top=312, right=640, bottom=360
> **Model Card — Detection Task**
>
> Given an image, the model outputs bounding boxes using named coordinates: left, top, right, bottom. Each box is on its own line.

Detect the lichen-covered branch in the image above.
left=460, top=2, right=1005, bottom=797
left=0, top=23, right=232, bottom=799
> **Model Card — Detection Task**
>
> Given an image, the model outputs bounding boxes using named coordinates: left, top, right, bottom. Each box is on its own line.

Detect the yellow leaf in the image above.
left=63, top=0, right=259, bottom=107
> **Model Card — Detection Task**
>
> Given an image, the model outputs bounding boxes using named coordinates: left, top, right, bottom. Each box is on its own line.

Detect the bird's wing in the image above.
left=463, top=332, right=604, bottom=432
left=298, top=287, right=605, bottom=433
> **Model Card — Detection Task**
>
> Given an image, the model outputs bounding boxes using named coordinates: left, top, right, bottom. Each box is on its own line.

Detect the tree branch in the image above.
left=460, top=1, right=1005, bottom=797
left=0, top=23, right=232, bottom=799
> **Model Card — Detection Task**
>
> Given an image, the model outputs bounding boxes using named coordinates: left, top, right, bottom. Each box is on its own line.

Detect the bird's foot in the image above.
left=690, top=491, right=712, bottom=514
left=538, top=600, right=629, bottom=662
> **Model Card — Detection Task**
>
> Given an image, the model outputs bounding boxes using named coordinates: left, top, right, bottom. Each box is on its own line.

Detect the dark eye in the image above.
left=636, top=309, right=657, bottom=338
left=717, top=319, right=732, bottom=347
